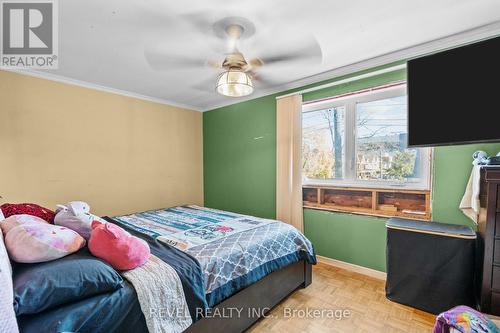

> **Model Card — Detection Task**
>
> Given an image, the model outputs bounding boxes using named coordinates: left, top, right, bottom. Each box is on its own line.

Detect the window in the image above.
left=302, top=83, right=431, bottom=190
left=302, top=106, right=346, bottom=179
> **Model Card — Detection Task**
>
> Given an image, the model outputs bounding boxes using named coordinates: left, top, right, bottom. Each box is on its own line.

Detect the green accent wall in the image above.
left=203, top=64, right=500, bottom=272
left=203, top=96, right=277, bottom=218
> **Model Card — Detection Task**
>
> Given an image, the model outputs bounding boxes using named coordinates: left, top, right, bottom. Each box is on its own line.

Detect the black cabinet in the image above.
left=386, top=218, right=477, bottom=314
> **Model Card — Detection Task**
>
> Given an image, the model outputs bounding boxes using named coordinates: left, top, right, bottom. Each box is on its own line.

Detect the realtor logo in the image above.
left=1, top=0, right=58, bottom=68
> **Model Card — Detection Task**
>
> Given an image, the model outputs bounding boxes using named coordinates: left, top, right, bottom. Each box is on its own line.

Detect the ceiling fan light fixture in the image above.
left=216, top=69, right=254, bottom=97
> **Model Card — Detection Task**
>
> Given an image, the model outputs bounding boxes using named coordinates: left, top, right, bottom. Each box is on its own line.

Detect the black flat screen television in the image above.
left=407, top=36, right=500, bottom=147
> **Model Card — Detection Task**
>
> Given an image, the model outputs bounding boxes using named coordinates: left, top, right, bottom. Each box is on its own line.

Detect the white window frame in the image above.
left=302, top=83, right=432, bottom=190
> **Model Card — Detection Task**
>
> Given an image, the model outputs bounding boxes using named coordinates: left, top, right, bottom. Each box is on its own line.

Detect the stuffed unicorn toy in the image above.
left=54, top=201, right=102, bottom=240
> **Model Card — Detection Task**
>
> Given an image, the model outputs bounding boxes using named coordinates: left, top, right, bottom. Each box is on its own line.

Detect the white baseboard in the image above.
left=317, top=255, right=387, bottom=281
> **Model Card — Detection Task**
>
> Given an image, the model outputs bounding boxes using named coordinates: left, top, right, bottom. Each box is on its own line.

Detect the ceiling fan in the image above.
left=144, top=16, right=322, bottom=98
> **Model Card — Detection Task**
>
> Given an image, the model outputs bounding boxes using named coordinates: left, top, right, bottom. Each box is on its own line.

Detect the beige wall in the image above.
left=0, top=70, right=203, bottom=216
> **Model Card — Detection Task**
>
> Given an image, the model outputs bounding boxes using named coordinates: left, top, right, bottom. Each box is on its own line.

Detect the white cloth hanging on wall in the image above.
left=276, top=94, right=304, bottom=232
left=459, top=165, right=486, bottom=224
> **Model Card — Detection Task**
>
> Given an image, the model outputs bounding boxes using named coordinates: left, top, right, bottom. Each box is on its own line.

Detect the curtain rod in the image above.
left=275, top=63, right=406, bottom=100
left=302, top=81, right=406, bottom=106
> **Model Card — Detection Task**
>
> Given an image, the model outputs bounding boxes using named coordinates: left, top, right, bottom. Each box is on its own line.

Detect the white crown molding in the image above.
left=204, top=20, right=500, bottom=111
left=3, top=20, right=500, bottom=112
left=317, top=255, right=387, bottom=281
left=1, top=68, right=203, bottom=112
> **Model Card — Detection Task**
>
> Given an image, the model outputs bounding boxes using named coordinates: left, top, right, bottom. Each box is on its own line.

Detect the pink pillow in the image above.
left=4, top=223, right=85, bottom=263
left=89, top=221, right=150, bottom=271
left=0, top=214, right=49, bottom=235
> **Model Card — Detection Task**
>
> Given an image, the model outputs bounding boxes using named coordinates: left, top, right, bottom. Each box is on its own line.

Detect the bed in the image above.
left=14, top=205, right=316, bottom=333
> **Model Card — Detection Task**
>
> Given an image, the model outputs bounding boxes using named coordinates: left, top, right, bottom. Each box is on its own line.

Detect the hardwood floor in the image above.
left=247, top=262, right=436, bottom=333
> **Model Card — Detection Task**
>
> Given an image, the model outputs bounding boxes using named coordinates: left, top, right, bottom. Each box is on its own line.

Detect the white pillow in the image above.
left=0, top=209, right=5, bottom=221
left=0, top=232, right=18, bottom=333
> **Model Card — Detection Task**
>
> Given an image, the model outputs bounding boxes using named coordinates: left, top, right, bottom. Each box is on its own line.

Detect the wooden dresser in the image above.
left=480, top=166, right=500, bottom=314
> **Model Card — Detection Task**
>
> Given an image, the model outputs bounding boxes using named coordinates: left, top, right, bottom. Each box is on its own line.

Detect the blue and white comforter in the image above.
left=111, top=205, right=316, bottom=310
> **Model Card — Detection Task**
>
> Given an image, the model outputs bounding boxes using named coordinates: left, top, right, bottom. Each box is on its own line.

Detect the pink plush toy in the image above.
left=88, top=221, right=150, bottom=271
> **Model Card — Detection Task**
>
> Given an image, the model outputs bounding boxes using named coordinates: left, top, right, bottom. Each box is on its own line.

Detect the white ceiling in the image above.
left=33, top=0, right=500, bottom=111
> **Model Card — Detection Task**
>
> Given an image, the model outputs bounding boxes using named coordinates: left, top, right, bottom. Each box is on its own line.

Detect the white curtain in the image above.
left=276, top=94, right=304, bottom=232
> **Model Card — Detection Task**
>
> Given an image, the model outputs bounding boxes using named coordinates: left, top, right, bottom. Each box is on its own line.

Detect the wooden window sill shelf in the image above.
left=303, top=185, right=431, bottom=221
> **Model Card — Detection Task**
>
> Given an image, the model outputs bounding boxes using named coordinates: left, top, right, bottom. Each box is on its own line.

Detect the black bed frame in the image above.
left=185, top=260, right=312, bottom=333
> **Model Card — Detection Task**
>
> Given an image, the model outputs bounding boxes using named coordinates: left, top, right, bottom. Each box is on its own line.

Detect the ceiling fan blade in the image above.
left=248, top=30, right=323, bottom=68
left=180, top=12, right=217, bottom=35
left=145, top=53, right=207, bottom=71
left=243, top=58, right=264, bottom=72
left=144, top=41, right=223, bottom=71
left=257, top=37, right=322, bottom=65
left=190, top=76, right=218, bottom=93
left=207, top=59, right=223, bottom=70
left=248, top=71, right=279, bottom=87
left=180, top=13, right=262, bottom=54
